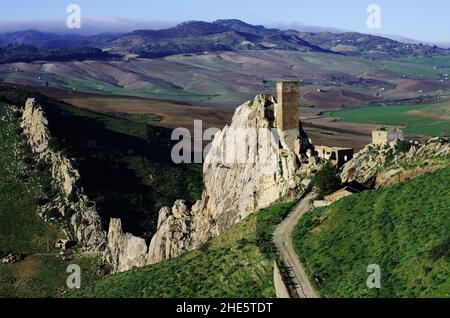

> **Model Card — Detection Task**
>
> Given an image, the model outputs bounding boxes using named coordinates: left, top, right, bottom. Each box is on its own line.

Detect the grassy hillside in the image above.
left=331, top=101, right=450, bottom=136
left=0, top=102, right=102, bottom=298
left=0, top=102, right=61, bottom=254
left=292, top=167, right=450, bottom=298
left=66, top=200, right=301, bottom=298
left=67, top=214, right=275, bottom=298
left=4, top=48, right=450, bottom=108
left=256, top=201, right=298, bottom=258
left=0, top=254, right=101, bottom=298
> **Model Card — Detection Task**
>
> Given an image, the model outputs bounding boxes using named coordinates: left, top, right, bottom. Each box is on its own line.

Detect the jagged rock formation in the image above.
left=105, top=94, right=314, bottom=272
left=341, top=137, right=450, bottom=187
left=20, top=98, right=106, bottom=251
left=104, top=219, right=148, bottom=272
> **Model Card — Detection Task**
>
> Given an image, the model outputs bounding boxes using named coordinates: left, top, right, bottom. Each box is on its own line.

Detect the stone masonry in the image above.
left=276, top=81, right=300, bottom=131
left=276, top=81, right=301, bottom=156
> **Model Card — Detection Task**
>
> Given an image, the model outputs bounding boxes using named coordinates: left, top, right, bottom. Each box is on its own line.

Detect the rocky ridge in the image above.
left=341, top=137, right=450, bottom=187
left=20, top=98, right=106, bottom=252
left=105, top=94, right=315, bottom=273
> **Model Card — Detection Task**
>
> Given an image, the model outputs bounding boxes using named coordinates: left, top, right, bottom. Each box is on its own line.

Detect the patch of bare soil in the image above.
left=407, top=109, right=450, bottom=120
left=63, top=96, right=233, bottom=132
left=404, top=79, right=450, bottom=93
left=12, top=255, right=38, bottom=288
left=303, top=88, right=377, bottom=109
left=302, top=116, right=376, bottom=150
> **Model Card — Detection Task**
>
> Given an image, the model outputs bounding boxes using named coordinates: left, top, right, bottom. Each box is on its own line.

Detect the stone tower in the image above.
left=276, top=81, right=300, bottom=132
left=276, top=81, right=301, bottom=156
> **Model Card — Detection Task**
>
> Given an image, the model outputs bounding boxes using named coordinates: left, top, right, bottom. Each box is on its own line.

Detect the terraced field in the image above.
left=330, top=100, right=450, bottom=136
left=3, top=51, right=450, bottom=109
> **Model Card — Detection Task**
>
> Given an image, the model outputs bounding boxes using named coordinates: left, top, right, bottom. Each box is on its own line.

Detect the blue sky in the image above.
left=1, top=0, right=449, bottom=42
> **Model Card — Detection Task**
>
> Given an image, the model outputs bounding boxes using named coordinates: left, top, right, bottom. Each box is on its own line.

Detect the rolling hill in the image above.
left=1, top=19, right=450, bottom=112
left=2, top=20, right=449, bottom=59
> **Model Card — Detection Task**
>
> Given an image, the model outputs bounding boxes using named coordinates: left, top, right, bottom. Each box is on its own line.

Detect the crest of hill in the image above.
left=2, top=19, right=450, bottom=59
left=130, top=21, right=230, bottom=38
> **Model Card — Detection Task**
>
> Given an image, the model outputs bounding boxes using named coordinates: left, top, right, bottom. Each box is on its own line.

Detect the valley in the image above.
left=1, top=18, right=449, bottom=301
left=1, top=46, right=449, bottom=151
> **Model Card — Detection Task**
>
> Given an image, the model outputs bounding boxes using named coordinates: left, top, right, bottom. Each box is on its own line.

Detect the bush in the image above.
left=396, top=140, right=412, bottom=153
left=312, top=162, right=341, bottom=199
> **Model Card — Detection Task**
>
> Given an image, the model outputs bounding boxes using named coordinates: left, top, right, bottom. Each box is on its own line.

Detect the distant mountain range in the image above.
left=1, top=19, right=449, bottom=60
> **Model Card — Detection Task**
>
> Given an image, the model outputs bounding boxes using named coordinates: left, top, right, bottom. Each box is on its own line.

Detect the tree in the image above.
left=312, top=162, right=341, bottom=199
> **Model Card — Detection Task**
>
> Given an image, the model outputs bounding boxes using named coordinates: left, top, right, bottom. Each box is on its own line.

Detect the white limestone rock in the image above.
left=145, top=94, right=312, bottom=265
left=341, top=137, right=450, bottom=186
left=20, top=98, right=106, bottom=252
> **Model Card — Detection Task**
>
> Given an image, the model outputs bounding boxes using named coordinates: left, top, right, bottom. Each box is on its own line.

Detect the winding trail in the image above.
left=273, top=192, right=319, bottom=298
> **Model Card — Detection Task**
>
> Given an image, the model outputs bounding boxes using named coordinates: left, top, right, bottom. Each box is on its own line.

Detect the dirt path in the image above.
left=273, top=193, right=319, bottom=298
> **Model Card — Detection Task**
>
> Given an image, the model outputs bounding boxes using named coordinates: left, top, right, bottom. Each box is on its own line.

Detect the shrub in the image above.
left=312, top=162, right=341, bottom=199
left=396, top=140, right=412, bottom=153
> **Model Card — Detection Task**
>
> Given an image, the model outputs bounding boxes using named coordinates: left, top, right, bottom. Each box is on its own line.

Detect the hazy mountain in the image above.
left=0, top=30, right=93, bottom=49
left=0, top=18, right=176, bottom=36
left=0, top=19, right=449, bottom=59
left=271, top=22, right=347, bottom=33
left=379, top=34, right=450, bottom=49
left=104, top=20, right=337, bottom=58
left=296, top=31, right=450, bottom=57
left=434, top=42, right=450, bottom=49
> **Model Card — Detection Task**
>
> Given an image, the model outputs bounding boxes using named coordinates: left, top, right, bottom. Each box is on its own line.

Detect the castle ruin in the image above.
left=372, top=127, right=405, bottom=145
left=315, top=146, right=354, bottom=167
left=275, top=81, right=354, bottom=166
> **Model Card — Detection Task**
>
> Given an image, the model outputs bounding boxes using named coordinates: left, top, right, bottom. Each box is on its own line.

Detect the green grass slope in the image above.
left=67, top=214, right=275, bottom=298
left=0, top=254, right=101, bottom=298
left=256, top=201, right=297, bottom=258
left=293, top=167, right=450, bottom=298
left=0, top=102, right=101, bottom=298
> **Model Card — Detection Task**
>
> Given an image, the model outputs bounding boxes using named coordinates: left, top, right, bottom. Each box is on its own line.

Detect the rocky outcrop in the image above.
left=146, top=96, right=312, bottom=265
left=1, top=253, right=24, bottom=264
left=20, top=98, right=106, bottom=252
left=341, top=137, right=450, bottom=187
left=104, top=219, right=148, bottom=273
left=105, top=94, right=314, bottom=272
left=147, top=200, right=197, bottom=264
